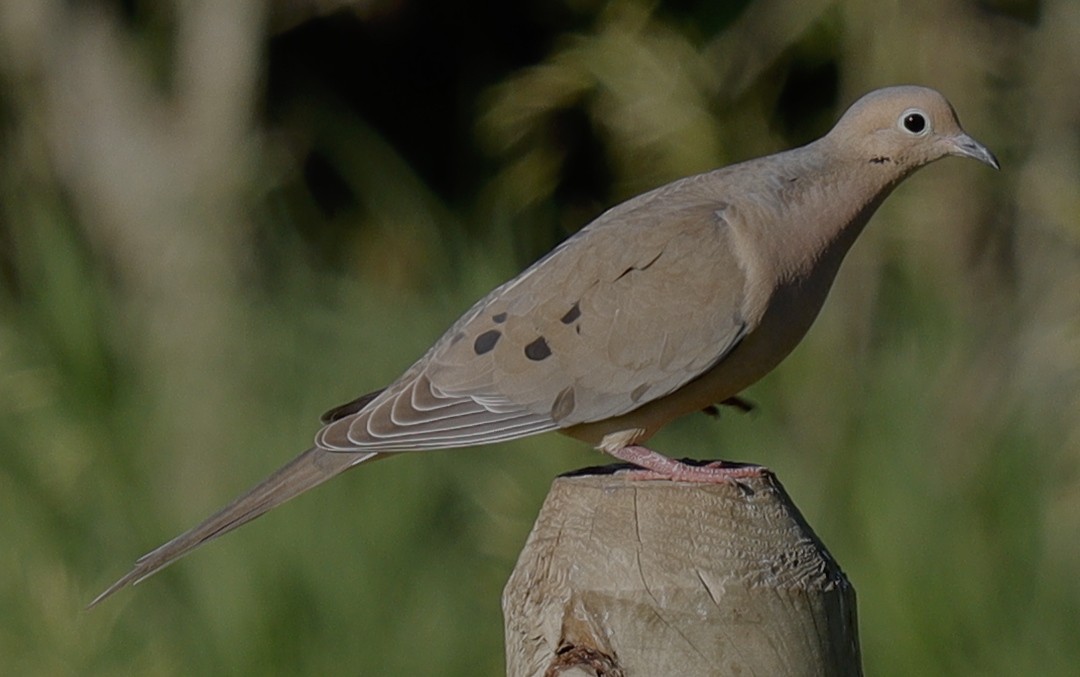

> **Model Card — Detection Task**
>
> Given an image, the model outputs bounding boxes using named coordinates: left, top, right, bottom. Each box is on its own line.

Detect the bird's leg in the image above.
left=606, top=445, right=763, bottom=483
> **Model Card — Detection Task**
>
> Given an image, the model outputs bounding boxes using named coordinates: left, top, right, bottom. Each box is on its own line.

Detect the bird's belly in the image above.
left=561, top=272, right=833, bottom=449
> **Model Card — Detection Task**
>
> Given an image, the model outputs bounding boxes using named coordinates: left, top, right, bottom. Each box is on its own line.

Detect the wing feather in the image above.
left=315, top=175, right=753, bottom=454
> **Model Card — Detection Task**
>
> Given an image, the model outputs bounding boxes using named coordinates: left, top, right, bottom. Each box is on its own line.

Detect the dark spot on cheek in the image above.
left=474, top=330, right=501, bottom=355
left=524, top=337, right=552, bottom=361
left=561, top=303, right=581, bottom=325
left=492, top=312, right=507, bottom=323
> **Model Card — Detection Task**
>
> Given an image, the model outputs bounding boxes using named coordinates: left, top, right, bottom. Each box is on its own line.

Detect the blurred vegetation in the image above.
left=0, top=0, right=1077, bottom=674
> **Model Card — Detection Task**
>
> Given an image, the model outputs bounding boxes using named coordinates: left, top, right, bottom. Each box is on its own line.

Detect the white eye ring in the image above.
left=898, top=108, right=930, bottom=136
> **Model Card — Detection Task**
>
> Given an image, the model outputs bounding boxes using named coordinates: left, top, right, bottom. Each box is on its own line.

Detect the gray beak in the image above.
left=949, top=133, right=1000, bottom=170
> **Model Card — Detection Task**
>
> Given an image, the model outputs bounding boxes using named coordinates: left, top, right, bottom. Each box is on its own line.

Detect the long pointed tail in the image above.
left=89, top=447, right=378, bottom=608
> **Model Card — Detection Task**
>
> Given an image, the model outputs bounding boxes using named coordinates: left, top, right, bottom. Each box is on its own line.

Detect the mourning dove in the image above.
left=90, top=85, right=998, bottom=607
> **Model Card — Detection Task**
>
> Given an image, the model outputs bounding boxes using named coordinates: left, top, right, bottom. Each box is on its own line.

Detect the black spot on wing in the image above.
left=524, top=337, right=552, bottom=361
left=614, top=251, right=663, bottom=281
left=474, top=330, right=501, bottom=355
left=560, top=302, right=581, bottom=325
left=492, top=312, right=507, bottom=323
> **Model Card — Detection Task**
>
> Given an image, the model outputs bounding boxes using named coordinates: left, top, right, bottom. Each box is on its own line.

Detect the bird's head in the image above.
left=826, top=86, right=999, bottom=174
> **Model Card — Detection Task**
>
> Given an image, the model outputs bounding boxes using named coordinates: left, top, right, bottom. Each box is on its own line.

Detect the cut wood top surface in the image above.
left=504, top=469, right=861, bottom=677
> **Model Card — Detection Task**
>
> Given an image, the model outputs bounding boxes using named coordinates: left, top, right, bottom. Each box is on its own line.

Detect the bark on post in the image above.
left=503, top=467, right=861, bottom=676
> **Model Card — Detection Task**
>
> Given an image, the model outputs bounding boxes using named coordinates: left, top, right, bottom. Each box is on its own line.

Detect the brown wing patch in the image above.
left=317, top=183, right=753, bottom=451
left=418, top=192, right=751, bottom=429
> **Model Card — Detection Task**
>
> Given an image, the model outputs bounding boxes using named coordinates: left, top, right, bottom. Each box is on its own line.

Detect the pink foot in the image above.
left=606, top=445, right=764, bottom=483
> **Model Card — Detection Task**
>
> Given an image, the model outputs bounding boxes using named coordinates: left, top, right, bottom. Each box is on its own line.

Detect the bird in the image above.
left=89, top=85, right=998, bottom=607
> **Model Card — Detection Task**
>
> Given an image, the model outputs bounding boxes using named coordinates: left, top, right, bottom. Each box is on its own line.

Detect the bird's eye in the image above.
left=899, top=109, right=929, bottom=135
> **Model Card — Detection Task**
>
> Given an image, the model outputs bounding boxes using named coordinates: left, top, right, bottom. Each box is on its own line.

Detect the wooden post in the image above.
left=503, top=467, right=861, bottom=677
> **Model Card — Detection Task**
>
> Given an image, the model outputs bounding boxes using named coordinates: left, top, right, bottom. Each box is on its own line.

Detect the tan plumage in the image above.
left=90, top=86, right=998, bottom=607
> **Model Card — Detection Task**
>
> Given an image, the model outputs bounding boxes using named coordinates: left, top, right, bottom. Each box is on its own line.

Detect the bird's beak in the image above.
left=947, top=133, right=1000, bottom=170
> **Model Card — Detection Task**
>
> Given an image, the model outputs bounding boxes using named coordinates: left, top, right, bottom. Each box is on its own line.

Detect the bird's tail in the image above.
left=88, top=447, right=378, bottom=608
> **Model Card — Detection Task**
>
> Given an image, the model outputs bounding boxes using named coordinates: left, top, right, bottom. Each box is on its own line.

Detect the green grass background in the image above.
left=1, top=0, right=1078, bottom=674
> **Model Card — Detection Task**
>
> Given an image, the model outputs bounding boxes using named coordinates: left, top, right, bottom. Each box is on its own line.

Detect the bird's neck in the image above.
left=778, top=140, right=906, bottom=278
